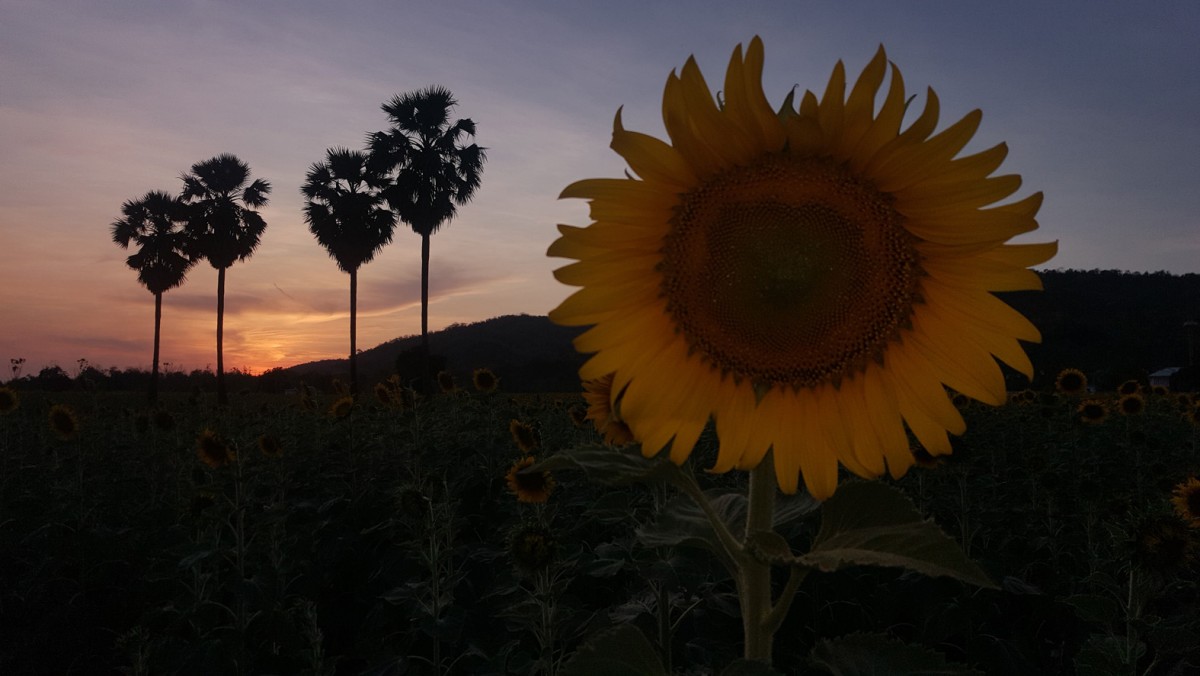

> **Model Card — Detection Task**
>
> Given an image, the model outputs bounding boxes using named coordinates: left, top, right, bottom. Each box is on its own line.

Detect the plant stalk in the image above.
left=740, top=456, right=776, bottom=663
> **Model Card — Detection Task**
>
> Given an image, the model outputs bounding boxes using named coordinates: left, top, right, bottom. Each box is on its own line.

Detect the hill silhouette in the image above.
left=278, top=314, right=588, bottom=393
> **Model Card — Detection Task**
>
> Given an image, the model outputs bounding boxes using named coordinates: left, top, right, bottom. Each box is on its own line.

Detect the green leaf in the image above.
left=528, top=443, right=686, bottom=488
left=637, top=488, right=819, bottom=558
left=812, top=481, right=927, bottom=544
left=637, top=492, right=746, bottom=574
left=558, top=624, right=667, bottom=676
left=1062, top=594, right=1120, bottom=624
left=787, top=482, right=995, bottom=588
left=772, top=491, right=822, bottom=527
left=808, top=632, right=983, bottom=675
left=1074, top=634, right=1143, bottom=675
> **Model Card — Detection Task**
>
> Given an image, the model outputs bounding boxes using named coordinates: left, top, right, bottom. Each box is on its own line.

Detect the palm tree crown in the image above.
left=367, top=87, right=485, bottom=391
left=180, top=153, right=271, bottom=269
left=179, top=153, right=270, bottom=406
left=367, top=86, right=486, bottom=236
left=302, top=147, right=398, bottom=397
left=111, top=190, right=196, bottom=294
left=111, top=189, right=197, bottom=404
left=302, top=147, right=397, bottom=273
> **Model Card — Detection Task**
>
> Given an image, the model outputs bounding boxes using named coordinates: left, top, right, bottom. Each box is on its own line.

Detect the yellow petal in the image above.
left=792, top=389, right=839, bottom=499
left=849, top=63, right=907, bottom=170
left=837, top=46, right=887, bottom=157
left=908, top=316, right=1008, bottom=405
left=678, top=57, right=756, bottom=164
left=723, top=37, right=786, bottom=152
left=898, top=174, right=1022, bottom=213
left=871, top=109, right=983, bottom=192
left=817, top=60, right=846, bottom=142
left=882, top=346, right=966, bottom=435
left=663, top=73, right=725, bottom=178
left=859, top=368, right=918, bottom=478
left=920, top=248, right=1047, bottom=292
left=611, top=110, right=696, bottom=187
left=711, top=377, right=755, bottom=472
left=921, top=279, right=1042, bottom=343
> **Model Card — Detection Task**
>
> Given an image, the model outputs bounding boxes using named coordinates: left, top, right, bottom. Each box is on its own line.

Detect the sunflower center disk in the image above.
left=661, top=155, right=921, bottom=389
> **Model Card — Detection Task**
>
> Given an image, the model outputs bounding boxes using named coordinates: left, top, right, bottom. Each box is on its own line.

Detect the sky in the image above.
left=2, top=0, right=1198, bottom=377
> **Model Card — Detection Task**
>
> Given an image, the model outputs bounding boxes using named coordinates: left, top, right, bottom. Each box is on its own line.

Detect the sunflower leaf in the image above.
left=808, top=631, right=983, bottom=675
left=796, top=482, right=996, bottom=588
left=558, top=624, right=667, bottom=676
left=637, top=491, right=746, bottom=574
left=529, top=443, right=686, bottom=488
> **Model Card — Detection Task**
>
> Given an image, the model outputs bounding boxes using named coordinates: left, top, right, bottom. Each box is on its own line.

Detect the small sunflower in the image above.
left=1117, top=379, right=1142, bottom=396
left=0, top=386, right=18, bottom=414
left=189, top=491, right=217, bottom=516
left=549, top=38, right=1053, bottom=497
left=1130, top=514, right=1198, bottom=573
left=258, top=434, right=283, bottom=458
left=437, top=370, right=458, bottom=393
left=196, top=429, right=233, bottom=468
left=48, top=404, right=79, bottom=440
left=509, top=525, right=557, bottom=572
left=506, top=456, right=556, bottom=503
left=373, top=381, right=394, bottom=406
left=1077, top=399, right=1108, bottom=425
left=1175, top=393, right=1194, bottom=411
left=582, top=374, right=636, bottom=446
left=1172, top=477, right=1200, bottom=528
left=567, top=404, right=588, bottom=428
left=329, top=395, right=354, bottom=418
left=299, top=384, right=318, bottom=412
left=1055, top=369, right=1088, bottom=395
left=472, top=368, right=499, bottom=393
left=1117, top=393, right=1145, bottom=416
left=509, top=419, right=540, bottom=453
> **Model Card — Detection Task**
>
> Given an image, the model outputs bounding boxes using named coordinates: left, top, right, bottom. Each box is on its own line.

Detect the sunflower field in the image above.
left=1, top=376, right=1198, bottom=675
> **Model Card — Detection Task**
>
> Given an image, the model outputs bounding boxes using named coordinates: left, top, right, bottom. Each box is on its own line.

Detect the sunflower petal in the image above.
left=611, top=110, right=696, bottom=186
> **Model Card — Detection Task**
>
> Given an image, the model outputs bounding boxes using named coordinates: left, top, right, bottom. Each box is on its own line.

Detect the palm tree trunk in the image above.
left=216, top=266, right=227, bottom=406
left=150, top=291, right=162, bottom=406
left=420, top=232, right=431, bottom=392
left=349, top=268, right=358, bottom=397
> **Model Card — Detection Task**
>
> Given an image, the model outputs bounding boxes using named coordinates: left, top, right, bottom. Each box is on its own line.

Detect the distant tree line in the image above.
left=13, top=269, right=1200, bottom=395
left=1002, top=269, right=1200, bottom=390
left=108, top=87, right=484, bottom=406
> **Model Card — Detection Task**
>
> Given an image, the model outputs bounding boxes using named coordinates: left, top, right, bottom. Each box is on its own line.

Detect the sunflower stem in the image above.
left=740, top=456, right=776, bottom=664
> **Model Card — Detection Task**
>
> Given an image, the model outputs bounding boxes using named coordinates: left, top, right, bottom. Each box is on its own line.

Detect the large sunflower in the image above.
left=548, top=38, right=1055, bottom=498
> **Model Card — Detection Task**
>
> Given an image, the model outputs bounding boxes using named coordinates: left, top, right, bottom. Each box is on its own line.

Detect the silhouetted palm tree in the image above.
left=111, top=190, right=197, bottom=405
left=302, top=147, right=398, bottom=396
left=180, top=153, right=271, bottom=405
left=368, top=86, right=485, bottom=389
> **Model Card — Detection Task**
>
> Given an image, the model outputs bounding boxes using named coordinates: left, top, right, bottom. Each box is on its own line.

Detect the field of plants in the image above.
left=1, top=375, right=1198, bottom=675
